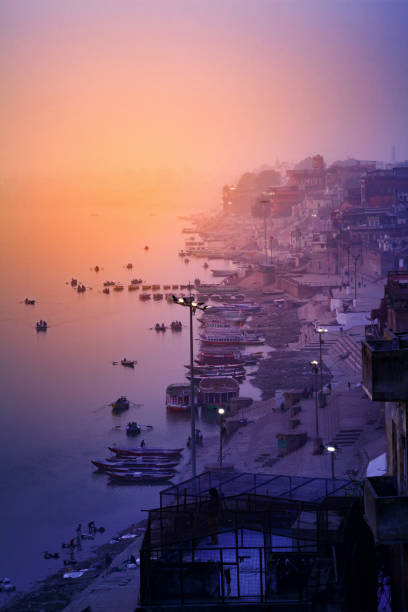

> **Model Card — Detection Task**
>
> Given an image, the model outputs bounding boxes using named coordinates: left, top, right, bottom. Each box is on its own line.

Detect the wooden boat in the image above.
left=144, top=246, right=149, bottom=250
left=121, top=359, right=136, bottom=368
left=36, top=320, right=47, bottom=331
left=71, top=278, right=78, bottom=287
left=113, top=284, right=124, bottom=291
left=104, top=281, right=115, bottom=287
left=152, top=284, right=160, bottom=291
left=103, top=288, right=110, bottom=294
left=153, top=293, right=163, bottom=300
left=109, top=446, right=183, bottom=457
left=77, top=284, right=86, bottom=293
left=163, top=285, right=171, bottom=290
left=126, top=422, right=141, bottom=435
left=130, top=278, right=143, bottom=285
left=155, top=323, right=166, bottom=331
left=172, top=285, right=179, bottom=290
left=25, top=298, right=35, bottom=305
left=111, top=397, right=130, bottom=413
left=92, top=459, right=179, bottom=471
left=128, top=284, right=139, bottom=291
left=106, top=471, right=173, bottom=483
left=142, top=285, right=151, bottom=291
left=126, top=263, right=133, bottom=269
left=166, top=383, right=193, bottom=412
left=94, top=266, right=100, bottom=272
left=103, top=455, right=176, bottom=464
left=139, top=293, right=151, bottom=300
left=199, top=332, right=265, bottom=346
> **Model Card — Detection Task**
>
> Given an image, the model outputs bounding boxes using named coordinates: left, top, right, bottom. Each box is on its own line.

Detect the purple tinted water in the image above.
left=0, top=203, right=260, bottom=591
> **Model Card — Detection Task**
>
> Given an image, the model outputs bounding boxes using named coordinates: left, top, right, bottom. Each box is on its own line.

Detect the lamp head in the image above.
left=310, top=360, right=319, bottom=366
left=326, top=445, right=336, bottom=453
left=218, top=407, right=225, bottom=415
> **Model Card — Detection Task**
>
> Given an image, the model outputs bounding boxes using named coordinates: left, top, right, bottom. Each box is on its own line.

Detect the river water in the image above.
left=0, top=201, right=261, bottom=592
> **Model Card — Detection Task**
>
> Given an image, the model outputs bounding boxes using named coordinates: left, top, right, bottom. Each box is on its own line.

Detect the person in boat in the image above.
left=187, top=436, right=191, bottom=448
left=88, top=521, right=96, bottom=535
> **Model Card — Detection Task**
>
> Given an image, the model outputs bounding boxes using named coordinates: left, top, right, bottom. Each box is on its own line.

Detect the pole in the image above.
left=189, top=303, right=196, bottom=478
left=319, top=334, right=323, bottom=394
left=331, top=452, right=335, bottom=479
left=315, top=368, right=318, bottom=434
left=347, top=246, right=350, bottom=285
left=219, top=415, right=223, bottom=471
left=264, top=210, right=268, bottom=265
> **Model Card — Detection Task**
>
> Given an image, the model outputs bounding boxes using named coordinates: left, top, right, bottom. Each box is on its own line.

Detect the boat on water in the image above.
left=155, top=323, right=166, bottom=332
left=139, top=293, right=151, bottom=300
left=106, top=471, right=173, bottom=483
left=199, top=331, right=265, bottom=346
left=211, top=269, right=236, bottom=277
left=109, top=446, right=183, bottom=457
left=114, top=284, right=124, bottom=291
left=94, top=266, right=100, bottom=272
left=121, top=359, right=136, bottom=368
left=170, top=321, right=182, bottom=331
left=203, top=262, right=209, bottom=268
left=126, top=263, right=133, bottom=269
left=166, top=383, right=195, bottom=412
left=104, top=281, right=115, bottom=287
left=71, top=278, right=78, bottom=287
left=144, top=245, right=149, bottom=250
left=36, top=320, right=48, bottom=331
left=128, top=284, right=139, bottom=291
left=111, top=397, right=130, bottom=413
left=142, top=285, right=151, bottom=291
left=126, top=422, right=141, bottom=435
left=153, top=293, right=163, bottom=300
left=77, top=284, right=86, bottom=293
left=24, top=298, right=35, bottom=305
left=130, top=278, right=143, bottom=285
left=163, top=285, right=171, bottom=290
left=152, top=284, right=160, bottom=291
left=103, top=287, right=110, bottom=294
left=92, top=459, right=179, bottom=471
left=95, top=463, right=176, bottom=474
left=199, top=377, right=240, bottom=410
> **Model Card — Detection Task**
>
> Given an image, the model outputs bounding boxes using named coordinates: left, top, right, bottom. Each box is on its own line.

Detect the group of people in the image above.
left=187, top=429, right=203, bottom=447
left=170, top=320, right=182, bottom=331
left=155, top=323, right=166, bottom=332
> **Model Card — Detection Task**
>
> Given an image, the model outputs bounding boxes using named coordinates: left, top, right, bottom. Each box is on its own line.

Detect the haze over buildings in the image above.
left=1, top=0, right=408, bottom=207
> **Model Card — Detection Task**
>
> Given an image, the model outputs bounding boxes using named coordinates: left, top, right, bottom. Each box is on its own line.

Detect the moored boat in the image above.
left=106, top=471, right=173, bottom=483
left=25, top=298, right=36, bottom=305
left=109, top=446, right=183, bottom=457
left=77, top=284, right=86, bottom=293
left=166, top=383, right=194, bottom=412
left=36, top=320, right=48, bottom=331
left=92, top=459, right=179, bottom=471
left=126, top=422, right=141, bottom=435
left=103, top=287, right=110, bottom=294
left=139, top=293, right=151, bottom=300
left=113, top=284, right=124, bottom=291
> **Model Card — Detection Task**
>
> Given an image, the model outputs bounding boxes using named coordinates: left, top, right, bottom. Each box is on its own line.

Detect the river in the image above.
left=0, top=200, right=261, bottom=592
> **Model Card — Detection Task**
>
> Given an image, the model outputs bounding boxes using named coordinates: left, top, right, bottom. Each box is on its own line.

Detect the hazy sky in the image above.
left=1, top=0, right=408, bottom=186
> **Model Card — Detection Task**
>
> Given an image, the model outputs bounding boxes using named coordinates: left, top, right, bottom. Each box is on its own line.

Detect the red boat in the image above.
left=92, top=460, right=179, bottom=471
left=106, top=471, right=174, bottom=483
left=108, top=447, right=183, bottom=457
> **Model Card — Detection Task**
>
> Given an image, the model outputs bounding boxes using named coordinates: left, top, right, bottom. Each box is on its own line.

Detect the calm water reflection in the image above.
left=0, top=202, right=260, bottom=590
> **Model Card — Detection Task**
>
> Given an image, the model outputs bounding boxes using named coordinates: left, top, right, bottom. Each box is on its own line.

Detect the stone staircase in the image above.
left=330, top=332, right=363, bottom=376
left=300, top=332, right=338, bottom=355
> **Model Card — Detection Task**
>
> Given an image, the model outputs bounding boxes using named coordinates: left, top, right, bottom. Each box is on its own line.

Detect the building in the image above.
left=361, top=167, right=408, bottom=208
left=362, top=272, right=408, bottom=610
left=140, top=471, right=375, bottom=609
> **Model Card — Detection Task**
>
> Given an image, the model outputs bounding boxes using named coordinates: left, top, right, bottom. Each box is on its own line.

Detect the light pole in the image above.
left=172, top=294, right=210, bottom=478
left=326, top=444, right=337, bottom=479
left=352, top=254, right=360, bottom=300
left=316, top=327, right=328, bottom=394
left=310, top=360, right=323, bottom=455
left=218, top=407, right=225, bottom=471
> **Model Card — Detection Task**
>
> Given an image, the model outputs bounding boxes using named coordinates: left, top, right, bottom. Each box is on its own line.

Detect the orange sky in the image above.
left=1, top=0, right=408, bottom=204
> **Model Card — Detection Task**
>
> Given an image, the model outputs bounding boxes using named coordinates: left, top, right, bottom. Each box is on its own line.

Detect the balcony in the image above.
left=364, top=476, right=408, bottom=544
left=362, top=337, right=408, bottom=401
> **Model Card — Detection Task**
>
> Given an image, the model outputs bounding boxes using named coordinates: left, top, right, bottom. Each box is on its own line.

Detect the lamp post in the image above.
left=352, top=254, right=360, bottom=300
left=218, top=407, right=225, bottom=471
left=316, top=327, right=328, bottom=394
left=326, top=444, right=337, bottom=479
left=310, top=360, right=323, bottom=454
left=172, top=293, right=210, bottom=478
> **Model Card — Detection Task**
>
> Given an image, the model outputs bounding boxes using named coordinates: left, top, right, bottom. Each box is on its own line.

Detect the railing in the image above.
left=140, top=543, right=334, bottom=605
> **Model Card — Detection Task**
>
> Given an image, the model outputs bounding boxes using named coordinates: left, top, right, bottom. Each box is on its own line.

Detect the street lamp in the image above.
left=172, top=293, right=210, bottom=478
left=316, top=327, right=328, bottom=394
left=310, top=360, right=323, bottom=455
left=218, top=407, right=225, bottom=471
left=326, top=444, right=337, bottom=479
left=352, top=254, right=360, bottom=301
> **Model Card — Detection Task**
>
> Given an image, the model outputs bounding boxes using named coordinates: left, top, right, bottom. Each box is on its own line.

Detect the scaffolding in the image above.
left=141, top=472, right=360, bottom=607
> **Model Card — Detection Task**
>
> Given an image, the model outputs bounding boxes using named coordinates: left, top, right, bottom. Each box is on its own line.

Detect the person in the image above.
left=347, top=381, right=351, bottom=391
left=207, top=487, right=220, bottom=544
left=187, top=436, right=191, bottom=448
left=224, top=567, right=231, bottom=596
left=104, top=552, right=113, bottom=576
left=140, top=439, right=146, bottom=448
left=88, top=521, right=96, bottom=535
left=340, top=326, right=343, bottom=336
